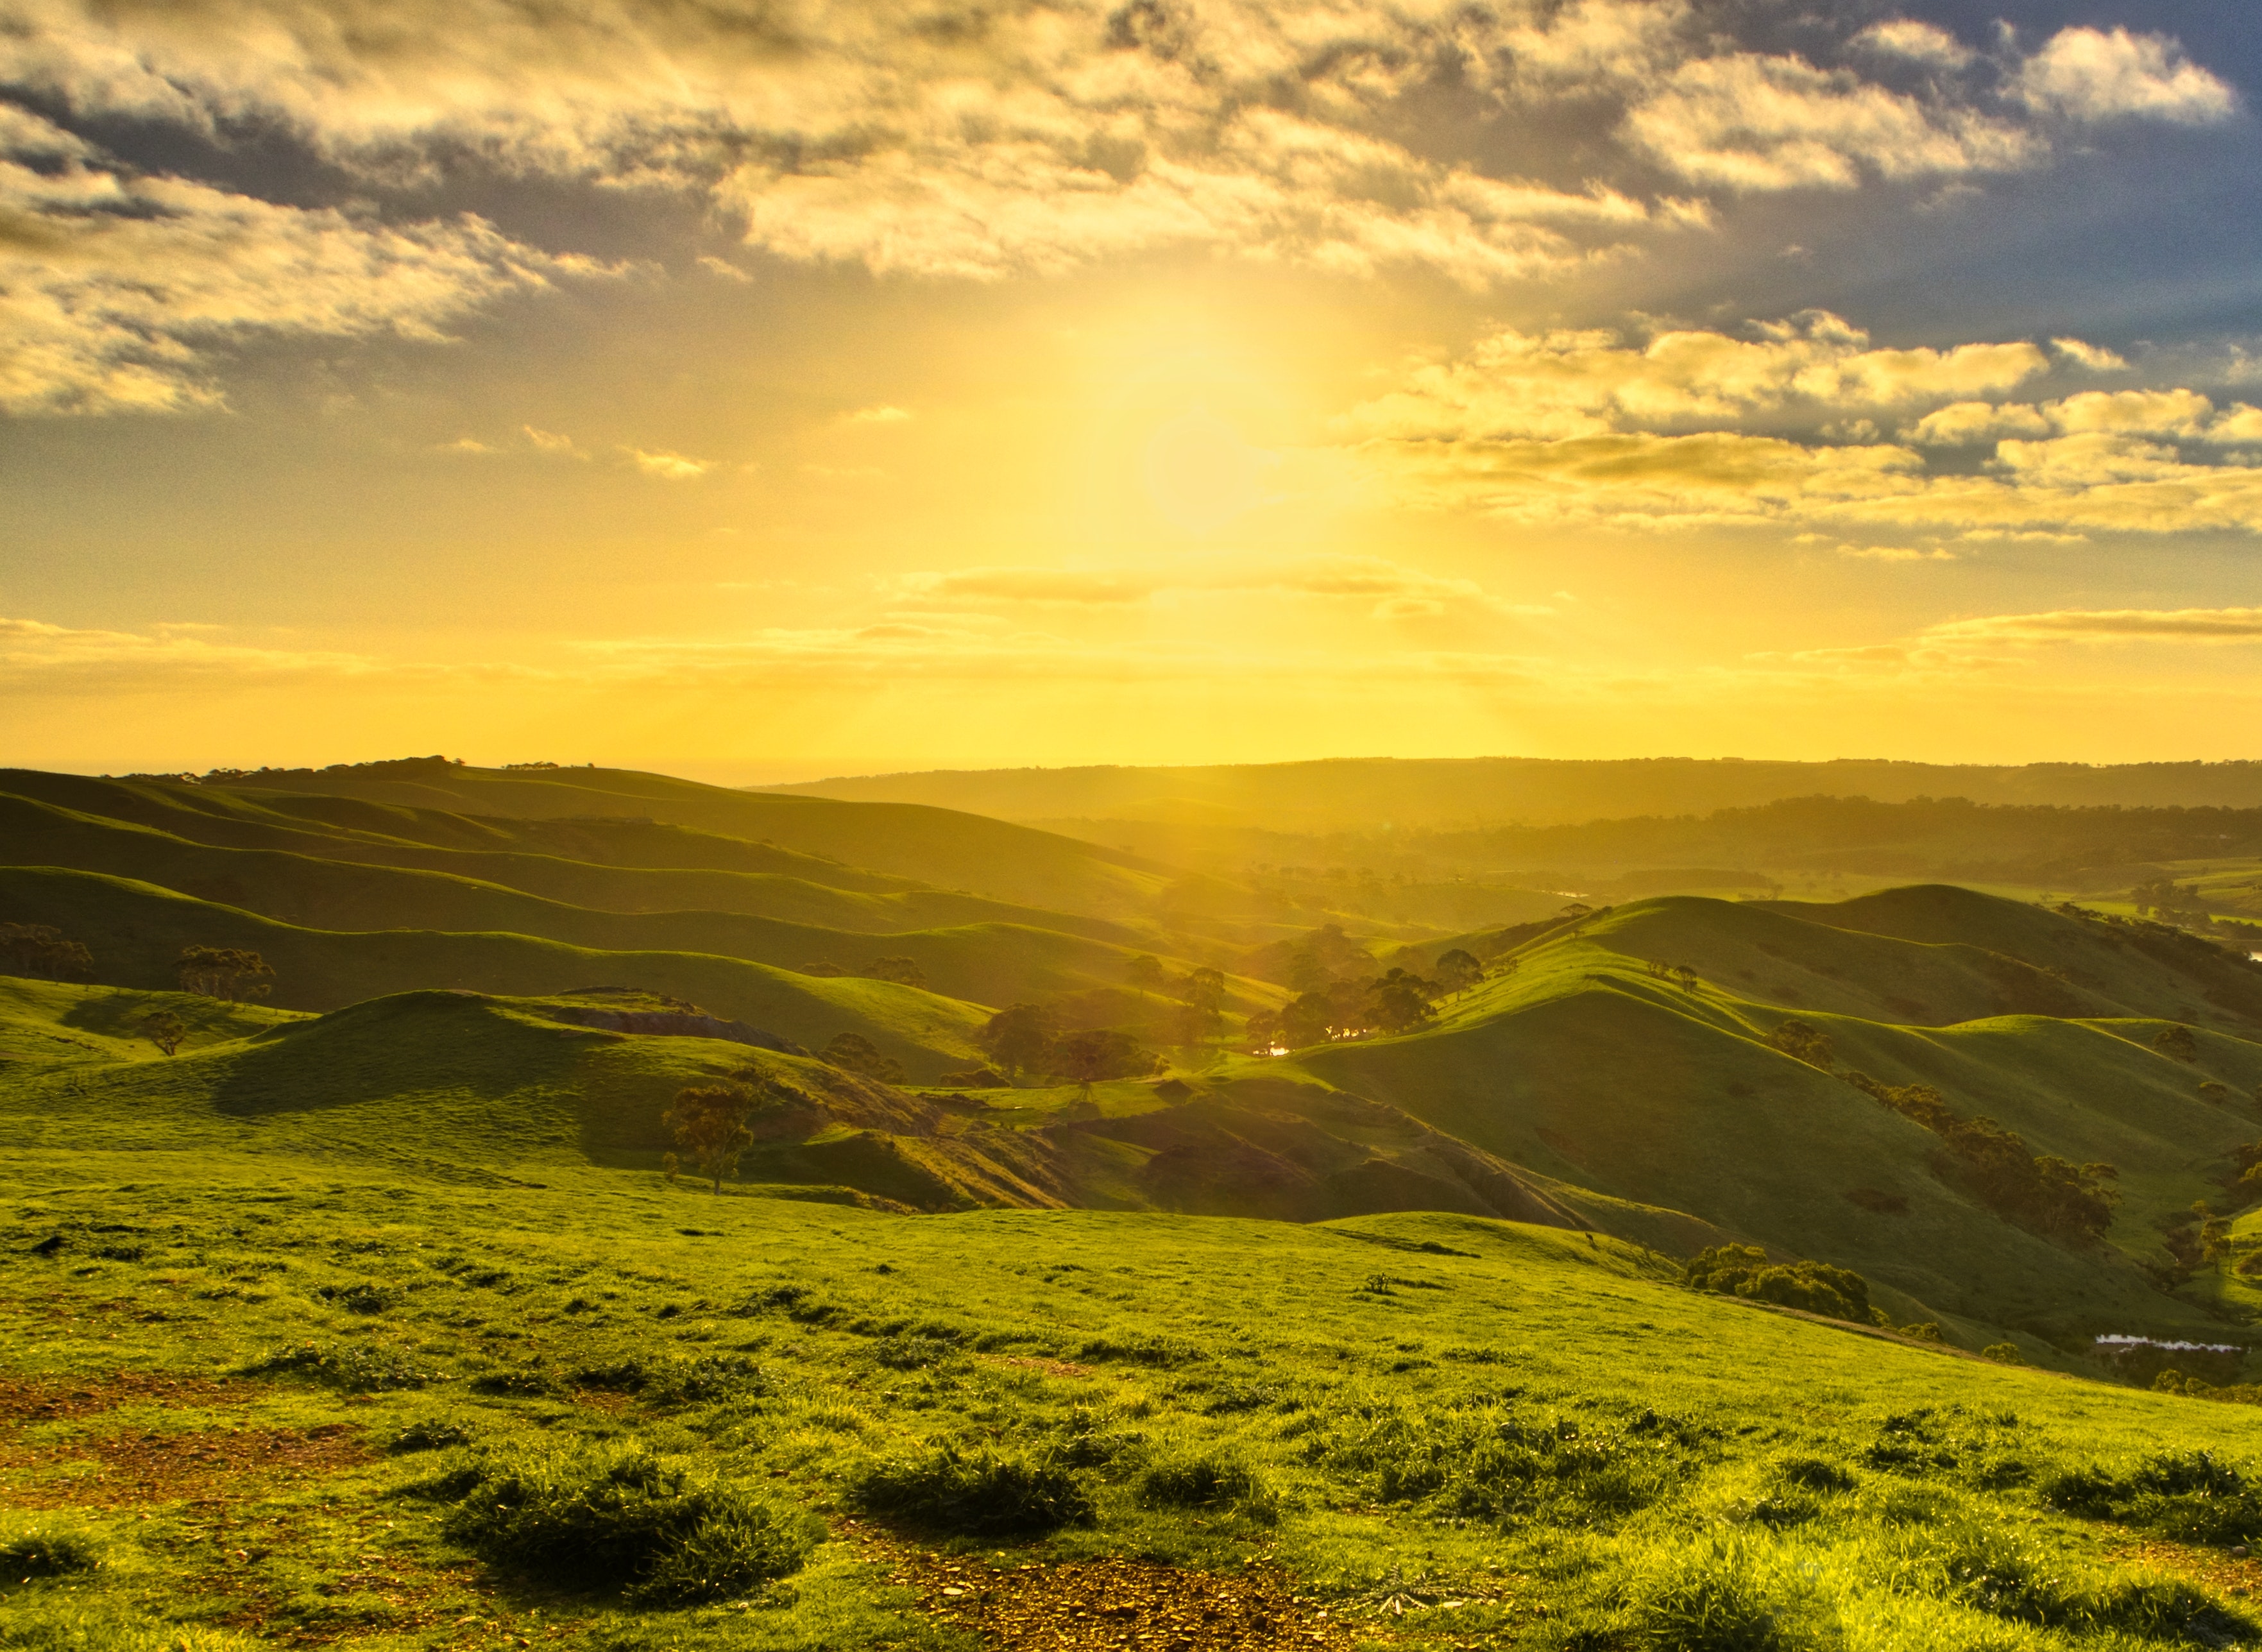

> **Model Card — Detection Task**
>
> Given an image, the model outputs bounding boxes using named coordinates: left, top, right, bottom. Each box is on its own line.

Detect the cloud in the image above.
left=626, top=448, right=710, bottom=480
left=0, top=103, right=595, bottom=416
left=844, top=405, right=912, bottom=425
left=0, top=614, right=398, bottom=690
left=1853, top=21, right=1976, bottom=70
left=0, top=0, right=2234, bottom=334
left=2052, top=337, right=2128, bottom=372
left=2017, top=27, right=2238, bottom=126
left=1925, top=607, right=2262, bottom=643
left=1623, top=51, right=2037, bottom=191
left=1341, top=313, right=2051, bottom=444
left=898, top=555, right=1542, bottom=618
left=1908, top=401, right=2050, bottom=445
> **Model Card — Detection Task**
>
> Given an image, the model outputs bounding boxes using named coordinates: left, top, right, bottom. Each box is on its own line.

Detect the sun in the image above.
left=1139, top=405, right=1279, bottom=534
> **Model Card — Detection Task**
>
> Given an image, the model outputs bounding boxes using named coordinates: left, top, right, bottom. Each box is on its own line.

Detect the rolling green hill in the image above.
left=205, top=758, right=1207, bottom=924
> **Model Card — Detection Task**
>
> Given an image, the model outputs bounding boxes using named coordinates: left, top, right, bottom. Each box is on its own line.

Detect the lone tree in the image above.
left=1125, top=954, right=1166, bottom=1000
left=1279, top=991, right=1335, bottom=1048
left=1435, top=949, right=1483, bottom=996
left=976, top=1003, right=1062, bottom=1078
left=865, top=956, right=927, bottom=989
left=1176, top=967, right=1227, bottom=1039
left=139, top=1010, right=187, bottom=1056
left=177, top=946, right=275, bottom=1002
left=821, top=1031, right=905, bottom=1086
left=1048, top=1028, right=1161, bottom=1099
left=663, top=1082, right=757, bottom=1194
left=0, top=923, right=93, bottom=981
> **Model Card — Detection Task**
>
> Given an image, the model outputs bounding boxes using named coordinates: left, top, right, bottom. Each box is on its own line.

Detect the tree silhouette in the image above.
left=176, top=946, right=274, bottom=1002
left=663, top=1083, right=757, bottom=1194
left=976, top=1003, right=1062, bottom=1077
left=865, top=956, right=927, bottom=989
left=139, top=1010, right=187, bottom=1056
left=821, top=1032, right=905, bottom=1085
left=1280, top=991, right=1335, bottom=1048
left=1125, top=955, right=1166, bottom=1000
left=0, top=923, right=93, bottom=981
left=1048, top=1029, right=1159, bottom=1098
left=1177, top=967, right=1227, bottom=1035
left=1434, top=949, right=1483, bottom=996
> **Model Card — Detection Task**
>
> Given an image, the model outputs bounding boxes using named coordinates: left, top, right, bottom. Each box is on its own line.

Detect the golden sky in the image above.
left=3, top=1, right=2261, bottom=780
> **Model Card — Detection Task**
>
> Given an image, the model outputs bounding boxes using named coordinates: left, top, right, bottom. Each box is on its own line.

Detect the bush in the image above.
left=1631, top=1541, right=1812, bottom=1652
left=1139, top=1451, right=1279, bottom=1522
left=0, top=1526, right=101, bottom=1578
left=440, top=1441, right=816, bottom=1606
left=849, top=1445, right=1096, bottom=1537
left=246, top=1340, right=435, bottom=1392
left=1684, top=1245, right=1877, bottom=1325
left=1981, top=1343, right=2021, bottom=1363
left=386, top=1418, right=473, bottom=1454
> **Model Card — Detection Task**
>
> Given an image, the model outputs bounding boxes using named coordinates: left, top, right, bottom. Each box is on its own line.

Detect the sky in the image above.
left=3, top=0, right=2261, bottom=783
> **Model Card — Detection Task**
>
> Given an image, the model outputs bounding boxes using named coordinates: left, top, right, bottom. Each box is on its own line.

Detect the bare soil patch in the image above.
left=2, top=1419, right=371, bottom=1507
left=853, top=1524, right=1356, bottom=1650
left=0, top=1370, right=257, bottom=1426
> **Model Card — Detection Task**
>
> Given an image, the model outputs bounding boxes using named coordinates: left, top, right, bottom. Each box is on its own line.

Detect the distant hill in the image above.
left=766, top=755, right=2262, bottom=830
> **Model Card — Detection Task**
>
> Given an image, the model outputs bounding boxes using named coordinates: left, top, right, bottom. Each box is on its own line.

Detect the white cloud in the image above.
left=0, top=103, right=593, bottom=415
left=1853, top=21, right=1976, bottom=70
left=626, top=448, right=710, bottom=480
left=844, top=405, right=912, bottom=425
left=1925, top=607, right=2262, bottom=643
left=2052, top=337, right=2128, bottom=372
left=1908, top=401, right=2050, bottom=445
left=2017, top=27, right=2238, bottom=126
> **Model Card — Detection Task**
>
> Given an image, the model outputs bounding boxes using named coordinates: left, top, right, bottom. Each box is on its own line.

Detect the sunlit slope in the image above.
left=0, top=772, right=1141, bottom=940
left=232, top=760, right=1201, bottom=923
left=1773, top=883, right=2262, bottom=1028
left=0, top=973, right=301, bottom=1066
left=0, top=866, right=985, bottom=1073
left=0, top=986, right=1066, bottom=1205
left=1295, top=892, right=2262, bottom=1344
left=0, top=794, right=1169, bottom=1003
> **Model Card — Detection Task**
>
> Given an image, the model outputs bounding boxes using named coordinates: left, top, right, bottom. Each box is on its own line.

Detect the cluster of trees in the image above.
left=1642, top=959, right=1701, bottom=992
left=819, top=1032, right=904, bottom=1085
left=1843, top=1071, right=2120, bottom=1241
left=176, top=946, right=275, bottom=1001
left=800, top=956, right=927, bottom=988
left=1683, top=1243, right=1882, bottom=1326
left=1239, top=946, right=1484, bottom=1052
left=1123, top=955, right=1227, bottom=1044
left=974, top=1003, right=1162, bottom=1097
left=0, top=922, right=93, bottom=981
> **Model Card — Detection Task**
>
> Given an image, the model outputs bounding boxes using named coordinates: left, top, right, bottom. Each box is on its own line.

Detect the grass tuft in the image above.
left=1, top=1524, right=102, bottom=1580
left=849, top=1444, right=1096, bottom=1537
left=439, top=1440, right=816, bottom=1606
left=1137, top=1449, right=1280, bottom=1522
left=244, top=1339, right=435, bottom=1392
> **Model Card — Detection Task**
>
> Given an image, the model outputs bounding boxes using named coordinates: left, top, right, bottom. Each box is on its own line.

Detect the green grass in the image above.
left=10, top=1152, right=2262, bottom=1652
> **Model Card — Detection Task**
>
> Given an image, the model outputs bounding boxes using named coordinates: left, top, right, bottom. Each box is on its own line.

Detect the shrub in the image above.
left=1773, top=1455, right=1855, bottom=1493
left=246, top=1340, right=435, bottom=1392
left=440, top=1441, right=815, bottom=1606
left=387, top=1418, right=473, bottom=1454
left=1981, top=1343, right=2021, bottom=1363
left=849, top=1445, right=1096, bottom=1537
left=0, top=1526, right=101, bottom=1578
left=1631, top=1540, right=1813, bottom=1652
left=1139, top=1451, right=1279, bottom=1522
left=1684, top=1245, right=1877, bottom=1325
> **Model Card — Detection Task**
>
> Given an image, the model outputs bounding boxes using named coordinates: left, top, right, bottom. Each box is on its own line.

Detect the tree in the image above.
left=1280, top=991, right=1335, bottom=1048
left=1367, top=968, right=1438, bottom=1034
left=662, top=1083, right=756, bottom=1194
left=176, top=946, right=274, bottom=1002
left=0, top=923, right=93, bottom=981
left=139, top=1010, right=187, bottom=1056
left=975, top=1003, right=1061, bottom=1078
left=1047, top=1028, right=1160, bottom=1098
left=821, top=1032, right=905, bottom=1086
left=1178, top=966, right=1226, bottom=1015
left=865, top=956, right=927, bottom=989
left=1435, top=949, right=1483, bottom=996
left=1125, top=955, right=1166, bottom=1000
left=1765, top=1019, right=1834, bottom=1069
left=1243, top=1009, right=1282, bottom=1051
left=2153, top=1024, right=2200, bottom=1064
left=1286, top=948, right=1331, bottom=995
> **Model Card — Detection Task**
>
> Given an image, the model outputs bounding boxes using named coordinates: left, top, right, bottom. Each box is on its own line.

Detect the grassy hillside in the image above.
left=13, top=1145, right=2262, bottom=1652
left=0, top=793, right=1177, bottom=1006
left=209, top=759, right=1202, bottom=924
left=1279, top=890, right=2262, bottom=1356
left=0, top=867, right=987, bottom=1075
